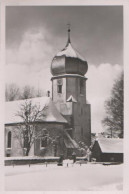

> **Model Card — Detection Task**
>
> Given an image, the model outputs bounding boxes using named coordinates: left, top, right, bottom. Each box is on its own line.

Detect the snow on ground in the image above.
left=5, top=162, right=123, bottom=191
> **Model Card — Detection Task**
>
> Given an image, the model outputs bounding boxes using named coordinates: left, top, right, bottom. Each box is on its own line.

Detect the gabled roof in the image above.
left=96, top=138, right=123, bottom=153
left=66, top=95, right=77, bottom=103
left=5, top=97, right=67, bottom=125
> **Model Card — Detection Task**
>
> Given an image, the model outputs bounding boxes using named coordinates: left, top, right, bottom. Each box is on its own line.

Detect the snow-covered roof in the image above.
left=66, top=95, right=77, bottom=103
left=56, top=42, right=85, bottom=61
left=64, top=131, right=79, bottom=149
left=5, top=97, right=67, bottom=124
left=97, top=138, right=123, bottom=153
left=51, top=43, right=88, bottom=76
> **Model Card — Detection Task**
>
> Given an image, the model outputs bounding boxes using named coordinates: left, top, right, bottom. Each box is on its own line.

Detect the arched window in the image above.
left=7, top=131, right=11, bottom=148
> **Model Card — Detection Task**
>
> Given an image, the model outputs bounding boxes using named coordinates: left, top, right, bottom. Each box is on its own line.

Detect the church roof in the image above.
left=96, top=138, right=123, bottom=153
left=51, top=26, right=88, bottom=76
left=5, top=97, right=68, bottom=125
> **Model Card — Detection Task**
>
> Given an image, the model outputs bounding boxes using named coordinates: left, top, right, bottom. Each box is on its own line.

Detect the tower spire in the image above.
left=67, top=23, right=71, bottom=44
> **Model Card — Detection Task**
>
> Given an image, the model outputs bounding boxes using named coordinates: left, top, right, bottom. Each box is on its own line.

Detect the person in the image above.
left=57, top=154, right=63, bottom=166
left=87, top=147, right=92, bottom=162
left=72, top=152, right=76, bottom=163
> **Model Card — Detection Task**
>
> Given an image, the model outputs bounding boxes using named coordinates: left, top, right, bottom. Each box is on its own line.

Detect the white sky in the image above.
left=6, top=6, right=123, bottom=133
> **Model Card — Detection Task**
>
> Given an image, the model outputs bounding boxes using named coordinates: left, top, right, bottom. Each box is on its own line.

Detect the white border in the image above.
left=0, top=0, right=129, bottom=193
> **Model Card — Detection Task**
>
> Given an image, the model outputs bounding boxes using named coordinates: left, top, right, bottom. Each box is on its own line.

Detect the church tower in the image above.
left=51, top=26, right=91, bottom=146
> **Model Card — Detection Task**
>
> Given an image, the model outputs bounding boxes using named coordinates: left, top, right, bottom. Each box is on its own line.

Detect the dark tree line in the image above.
left=102, top=73, right=123, bottom=138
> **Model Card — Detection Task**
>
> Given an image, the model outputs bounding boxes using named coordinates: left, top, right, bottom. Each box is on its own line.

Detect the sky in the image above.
left=6, top=6, right=123, bottom=133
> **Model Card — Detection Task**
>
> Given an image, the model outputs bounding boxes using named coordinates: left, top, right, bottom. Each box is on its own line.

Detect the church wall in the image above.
left=84, top=104, right=91, bottom=145
left=34, top=123, right=65, bottom=157
left=51, top=75, right=91, bottom=147
left=52, top=76, right=87, bottom=106
left=5, top=123, right=66, bottom=157
left=72, top=103, right=91, bottom=146
left=66, top=77, right=86, bottom=104
left=76, top=77, right=86, bottom=104
left=66, top=77, right=78, bottom=101
left=5, top=126, right=24, bottom=157
left=52, top=78, right=66, bottom=111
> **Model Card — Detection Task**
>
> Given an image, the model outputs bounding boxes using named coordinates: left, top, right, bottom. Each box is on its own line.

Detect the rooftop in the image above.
left=96, top=138, right=123, bottom=153
left=56, top=42, right=85, bottom=61
left=5, top=97, right=67, bottom=125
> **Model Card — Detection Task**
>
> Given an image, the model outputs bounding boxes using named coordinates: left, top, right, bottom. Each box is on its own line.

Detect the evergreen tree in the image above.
left=102, top=73, right=124, bottom=138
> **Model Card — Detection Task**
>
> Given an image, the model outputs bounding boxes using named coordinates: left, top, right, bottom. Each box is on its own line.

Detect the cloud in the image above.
left=5, top=63, right=51, bottom=92
left=6, top=28, right=54, bottom=93
left=87, top=63, right=123, bottom=133
left=6, top=28, right=54, bottom=69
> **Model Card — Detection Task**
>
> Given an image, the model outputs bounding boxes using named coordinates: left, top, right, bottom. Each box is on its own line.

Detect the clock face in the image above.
left=57, top=78, right=63, bottom=85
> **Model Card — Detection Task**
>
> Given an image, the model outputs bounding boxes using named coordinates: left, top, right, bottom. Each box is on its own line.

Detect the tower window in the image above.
left=57, top=85, right=62, bottom=93
left=7, top=131, right=11, bottom=148
left=80, top=79, right=84, bottom=94
left=57, top=79, right=63, bottom=94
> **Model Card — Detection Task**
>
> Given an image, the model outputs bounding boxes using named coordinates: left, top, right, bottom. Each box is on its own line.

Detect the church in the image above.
left=5, top=27, right=91, bottom=158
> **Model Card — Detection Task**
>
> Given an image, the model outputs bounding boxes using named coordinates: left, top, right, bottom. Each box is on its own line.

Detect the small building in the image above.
left=91, top=138, right=123, bottom=162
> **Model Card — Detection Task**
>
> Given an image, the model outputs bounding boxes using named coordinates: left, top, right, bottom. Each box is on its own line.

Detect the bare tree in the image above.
left=21, top=85, right=36, bottom=100
left=20, top=85, right=45, bottom=99
left=14, top=100, right=48, bottom=156
left=102, top=73, right=124, bottom=138
left=5, top=83, right=20, bottom=101
left=5, top=84, right=45, bottom=101
left=35, top=88, right=45, bottom=98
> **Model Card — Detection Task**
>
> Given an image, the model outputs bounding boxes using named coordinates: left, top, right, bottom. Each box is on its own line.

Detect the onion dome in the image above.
left=51, top=25, right=88, bottom=76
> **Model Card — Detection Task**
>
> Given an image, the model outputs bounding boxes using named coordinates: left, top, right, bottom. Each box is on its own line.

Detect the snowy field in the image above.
left=5, top=161, right=123, bottom=191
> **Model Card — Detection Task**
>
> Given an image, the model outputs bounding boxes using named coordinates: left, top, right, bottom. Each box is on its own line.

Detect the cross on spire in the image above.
left=67, top=23, right=71, bottom=44
left=67, top=23, right=71, bottom=31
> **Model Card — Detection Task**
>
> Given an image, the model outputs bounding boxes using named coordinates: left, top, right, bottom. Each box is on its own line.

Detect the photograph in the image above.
left=4, top=4, right=123, bottom=191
